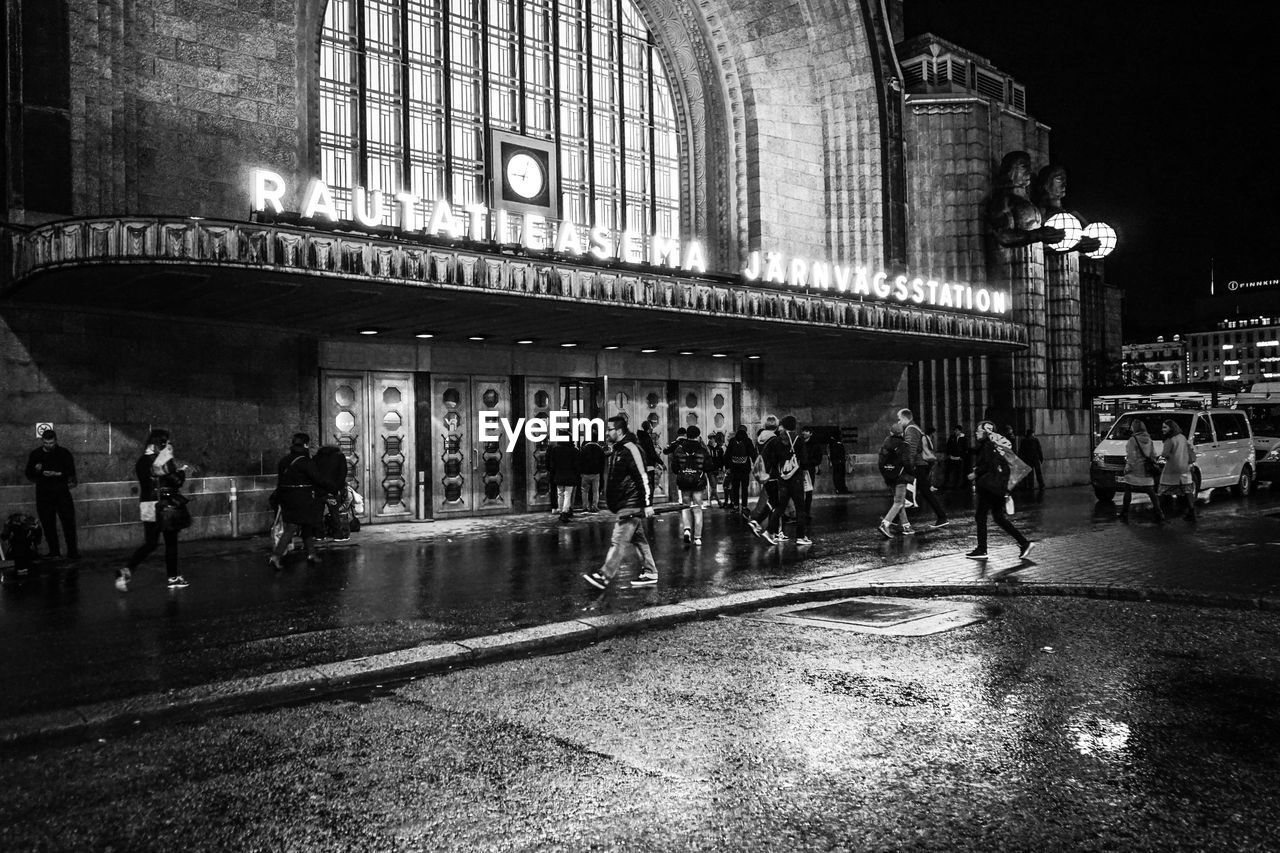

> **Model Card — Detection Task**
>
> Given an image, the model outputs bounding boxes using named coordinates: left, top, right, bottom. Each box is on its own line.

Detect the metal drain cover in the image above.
left=748, top=596, right=987, bottom=636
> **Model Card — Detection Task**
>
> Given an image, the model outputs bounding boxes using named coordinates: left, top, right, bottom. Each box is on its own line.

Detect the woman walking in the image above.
left=965, top=422, right=1033, bottom=561
left=117, top=428, right=189, bottom=592
left=1119, top=419, right=1164, bottom=522
left=1157, top=418, right=1198, bottom=522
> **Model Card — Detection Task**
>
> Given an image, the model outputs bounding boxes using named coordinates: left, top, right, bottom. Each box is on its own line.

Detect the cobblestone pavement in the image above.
left=2, top=485, right=1278, bottom=743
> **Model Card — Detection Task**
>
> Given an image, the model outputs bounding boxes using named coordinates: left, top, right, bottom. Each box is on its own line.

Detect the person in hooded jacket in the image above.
left=672, top=425, right=711, bottom=545
left=748, top=416, right=780, bottom=537
left=965, top=421, right=1033, bottom=561
left=269, top=433, right=332, bottom=569
left=1119, top=419, right=1164, bottom=523
left=1157, top=418, right=1198, bottom=522
left=762, top=416, right=811, bottom=546
left=725, top=426, right=757, bottom=509
left=582, top=416, right=657, bottom=589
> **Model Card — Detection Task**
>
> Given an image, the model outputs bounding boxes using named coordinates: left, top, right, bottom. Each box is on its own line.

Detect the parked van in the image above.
left=1090, top=409, right=1256, bottom=501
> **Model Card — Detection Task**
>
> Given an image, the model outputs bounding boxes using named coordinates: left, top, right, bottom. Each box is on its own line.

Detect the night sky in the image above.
left=903, top=1, right=1280, bottom=339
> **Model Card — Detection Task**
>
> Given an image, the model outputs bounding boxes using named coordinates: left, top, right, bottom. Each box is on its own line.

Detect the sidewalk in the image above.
left=3, top=486, right=1278, bottom=747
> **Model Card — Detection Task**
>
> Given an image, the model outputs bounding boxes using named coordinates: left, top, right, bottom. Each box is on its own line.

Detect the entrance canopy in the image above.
left=5, top=217, right=1027, bottom=361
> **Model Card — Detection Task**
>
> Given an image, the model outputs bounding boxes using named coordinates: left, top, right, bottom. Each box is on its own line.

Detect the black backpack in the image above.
left=878, top=436, right=907, bottom=485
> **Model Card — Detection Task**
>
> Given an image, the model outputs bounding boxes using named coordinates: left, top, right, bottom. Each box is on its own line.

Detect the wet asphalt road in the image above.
left=2, top=596, right=1278, bottom=851
left=3, top=487, right=1279, bottom=718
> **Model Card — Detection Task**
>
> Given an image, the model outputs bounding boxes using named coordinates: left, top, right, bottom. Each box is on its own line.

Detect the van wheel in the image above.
left=1093, top=487, right=1115, bottom=502
left=1232, top=466, right=1253, bottom=497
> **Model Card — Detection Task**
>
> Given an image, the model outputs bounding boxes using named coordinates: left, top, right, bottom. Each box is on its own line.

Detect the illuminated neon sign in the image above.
left=249, top=169, right=1010, bottom=315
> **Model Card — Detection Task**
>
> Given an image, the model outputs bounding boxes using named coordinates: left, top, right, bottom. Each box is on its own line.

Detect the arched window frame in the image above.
left=315, top=0, right=683, bottom=244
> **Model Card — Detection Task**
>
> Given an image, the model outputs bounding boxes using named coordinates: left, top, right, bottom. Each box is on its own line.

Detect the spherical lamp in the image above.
left=1044, top=212, right=1082, bottom=252
left=1081, top=222, right=1117, bottom=259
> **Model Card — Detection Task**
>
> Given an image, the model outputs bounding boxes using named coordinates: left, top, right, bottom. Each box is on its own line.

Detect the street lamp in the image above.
left=1044, top=212, right=1082, bottom=252
left=1081, top=222, right=1117, bottom=259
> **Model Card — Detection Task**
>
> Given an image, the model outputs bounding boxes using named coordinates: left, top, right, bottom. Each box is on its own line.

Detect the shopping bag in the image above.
left=1004, top=495, right=1016, bottom=515
left=270, top=508, right=285, bottom=550
left=995, top=444, right=1032, bottom=490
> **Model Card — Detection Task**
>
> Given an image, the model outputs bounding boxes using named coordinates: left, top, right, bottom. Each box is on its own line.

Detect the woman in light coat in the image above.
left=1119, top=419, right=1164, bottom=522
left=1158, top=419, right=1198, bottom=521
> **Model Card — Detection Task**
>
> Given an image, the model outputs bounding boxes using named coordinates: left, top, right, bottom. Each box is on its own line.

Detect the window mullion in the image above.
left=614, top=0, right=625, bottom=231
left=356, top=0, right=369, bottom=186
left=583, top=0, right=595, bottom=219
left=516, top=0, right=526, bottom=132
left=647, top=38, right=655, bottom=235
left=400, top=1, right=411, bottom=197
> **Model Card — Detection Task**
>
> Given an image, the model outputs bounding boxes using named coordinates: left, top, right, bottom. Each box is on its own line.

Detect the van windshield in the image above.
left=1105, top=412, right=1193, bottom=441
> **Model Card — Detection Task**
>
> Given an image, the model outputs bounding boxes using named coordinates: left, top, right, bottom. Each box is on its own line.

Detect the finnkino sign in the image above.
left=249, top=169, right=1011, bottom=315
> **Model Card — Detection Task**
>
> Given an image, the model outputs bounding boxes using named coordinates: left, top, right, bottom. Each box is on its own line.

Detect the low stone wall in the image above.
left=0, top=476, right=277, bottom=552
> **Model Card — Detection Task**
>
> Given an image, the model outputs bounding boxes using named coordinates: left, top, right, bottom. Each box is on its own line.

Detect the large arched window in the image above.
left=319, top=0, right=681, bottom=240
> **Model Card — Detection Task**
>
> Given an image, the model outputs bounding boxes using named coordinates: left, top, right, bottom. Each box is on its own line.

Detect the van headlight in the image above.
left=1092, top=452, right=1105, bottom=465
left=1265, top=447, right=1280, bottom=463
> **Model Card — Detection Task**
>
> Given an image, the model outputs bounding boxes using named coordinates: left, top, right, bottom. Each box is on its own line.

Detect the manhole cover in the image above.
left=745, top=596, right=988, bottom=636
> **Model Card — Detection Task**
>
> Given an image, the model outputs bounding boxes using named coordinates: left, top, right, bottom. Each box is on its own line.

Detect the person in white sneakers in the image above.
left=582, top=416, right=658, bottom=589
left=118, top=429, right=190, bottom=592
left=876, top=423, right=915, bottom=539
left=671, top=425, right=711, bottom=546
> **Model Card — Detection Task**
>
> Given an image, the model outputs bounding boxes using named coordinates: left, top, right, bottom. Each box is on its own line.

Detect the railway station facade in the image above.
left=1, top=0, right=1106, bottom=546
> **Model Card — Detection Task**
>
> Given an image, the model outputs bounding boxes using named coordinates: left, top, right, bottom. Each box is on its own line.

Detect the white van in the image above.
left=1090, top=409, right=1256, bottom=501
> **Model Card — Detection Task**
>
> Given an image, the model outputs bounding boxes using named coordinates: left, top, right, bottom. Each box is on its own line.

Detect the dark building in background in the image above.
left=2, top=1, right=1108, bottom=549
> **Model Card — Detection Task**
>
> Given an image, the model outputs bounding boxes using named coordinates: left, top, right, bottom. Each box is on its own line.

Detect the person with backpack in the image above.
left=877, top=423, right=916, bottom=538
left=747, top=417, right=780, bottom=537
left=725, top=426, right=757, bottom=510
left=671, top=425, right=712, bottom=545
left=898, top=408, right=948, bottom=528
left=762, top=416, right=811, bottom=546
left=706, top=432, right=727, bottom=508
left=966, top=421, right=1034, bottom=561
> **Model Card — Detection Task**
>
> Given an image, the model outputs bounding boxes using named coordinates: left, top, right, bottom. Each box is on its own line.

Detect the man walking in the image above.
left=965, top=421, right=1034, bottom=561
left=898, top=409, right=948, bottom=528
left=578, top=435, right=605, bottom=513
left=583, top=416, right=657, bottom=589
left=25, top=430, right=80, bottom=560
left=1018, top=428, right=1046, bottom=491
left=748, top=416, right=780, bottom=538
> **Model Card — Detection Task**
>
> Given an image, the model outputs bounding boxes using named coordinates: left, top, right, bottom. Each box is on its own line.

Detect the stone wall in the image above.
left=66, top=0, right=300, bottom=218
left=1, top=304, right=320, bottom=548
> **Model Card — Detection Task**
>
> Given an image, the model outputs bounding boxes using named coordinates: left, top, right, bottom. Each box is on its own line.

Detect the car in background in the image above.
left=1090, top=409, right=1256, bottom=502
left=1256, top=434, right=1280, bottom=487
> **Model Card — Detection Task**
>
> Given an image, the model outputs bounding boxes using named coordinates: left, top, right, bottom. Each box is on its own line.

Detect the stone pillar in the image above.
left=988, top=243, right=1048, bottom=422
left=1045, top=251, right=1082, bottom=409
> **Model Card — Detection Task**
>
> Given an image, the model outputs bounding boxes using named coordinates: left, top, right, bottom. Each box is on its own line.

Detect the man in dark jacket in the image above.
left=636, top=421, right=663, bottom=493
left=25, top=430, right=79, bottom=560
left=966, top=421, right=1033, bottom=561
left=1018, top=428, right=1046, bottom=491
left=799, top=426, right=823, bottom=518
left=578, top=436, right=606, bottom=513
left=763, top=416, right=811, bottom=546
left=583, top=416, right=657, bottom=589
left=725, top=426, right=756, bottom=509
left=547, top=439, right=580, bottom=523
left=827, top=434, right=849, bottom=494
left=269, top=433, right=331, bottom=569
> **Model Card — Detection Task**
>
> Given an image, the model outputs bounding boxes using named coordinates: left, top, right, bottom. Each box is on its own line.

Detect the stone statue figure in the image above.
left=986, top=151, right=1064, bottom=249
left=1034, top=164, right=1101, bottom=254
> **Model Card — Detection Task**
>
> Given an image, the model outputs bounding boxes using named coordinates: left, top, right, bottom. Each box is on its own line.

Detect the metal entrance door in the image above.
left=322, top=371, right=416, bottom=523
left=430, top=376, right=515, bottom=516
left=606, top=379, right=669, bottom=503
left=679, top=382, right=734, bottom=440
left=525, top=379, right=559, bottom=511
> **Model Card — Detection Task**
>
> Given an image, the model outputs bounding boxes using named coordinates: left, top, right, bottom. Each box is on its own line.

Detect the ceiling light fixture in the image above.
left=415, top=332, right=435, bottom=339
left=603, top=345, right=620, bottom=350
left=712, top=353, right=727, bottom=358
left=469, top=335, right=486, bottom=341
left=358, top=328, right=379, bottom=335
left=560, top=342, right=577, bottom=348
left=641, top=348, right=657, bottom=354
left=516, top=339, right=534, bottom=345
left=747, top=354, right=762, bottom=360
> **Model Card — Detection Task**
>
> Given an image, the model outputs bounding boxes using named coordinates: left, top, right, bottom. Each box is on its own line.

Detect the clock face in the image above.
left=505, top=152, right=544, bottom=199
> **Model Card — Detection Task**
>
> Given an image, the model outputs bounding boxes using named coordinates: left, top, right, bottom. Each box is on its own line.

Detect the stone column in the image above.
left=1045, top=251, right=1082, bottom=409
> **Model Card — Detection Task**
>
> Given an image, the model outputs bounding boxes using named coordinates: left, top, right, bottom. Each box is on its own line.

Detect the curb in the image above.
left=4, top=580, right=1279, bottom=751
